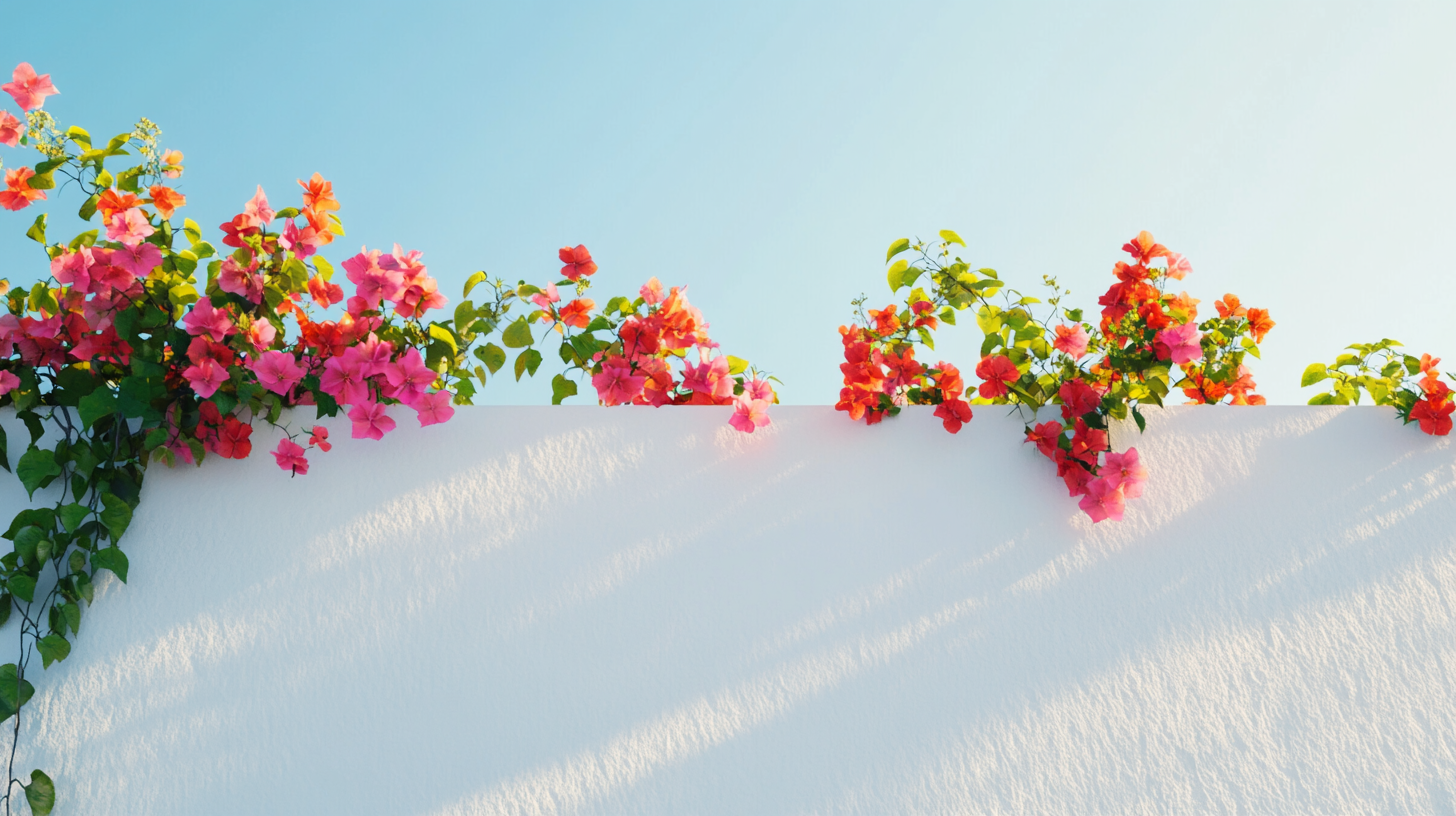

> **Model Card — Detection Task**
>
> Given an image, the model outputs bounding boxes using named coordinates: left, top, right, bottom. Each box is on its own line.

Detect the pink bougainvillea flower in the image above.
left=183, top=299, right=237, bottom=342
left=343, top=248, right=405, bottom=308
left=243, top=185, right=275, bottom=228
left=934, top=398, right=973, bottom=434
left=321, top=348, right=372, bottom=406
left=412, top=390, right=455, bottom=427
left=975, top=355, right=1019, bottom=399
left=558, top=244, right=598, bottom=281
left=182, top=357, right=230, bottom=399
left=0, top=111, right=21, bottom=147
left=218, top=257, right=264, bottom=304
left=745, top=378, right=775, bottom=402
left=1078, top=476, right=1126, bottom=523
left=112, top=242, right=162, bottom=278
left=2, top=63, right=59, bottom=111
left=249, top=350, right=305, bottom=396
left=309, top=425, right=332, bottom=452
left=1155, top=322, right=1203, bottom=365
left=1052, top=324, right=1089, bottom=358
left=1165, top=252, right=1192, bottom=280
left=1102, top=447, right=1149, bottom=499
left=384, top=347, right=436, bottom=404
left=640, top=277, right=664, bottom=305
left=106, top=208, right=155, bottom=248
left=0, top=370, right=18, bottom=396
left=348, top=401, right=396, bottom=440
left=730, top=395, right=772, bottom=433
left=681, top=350, right=734, bottom=400
left=530, top=282, right=560, bottom=311
left=0, top=167, right=45, bottom=211
left=1411, top=396, right=1454, bottom=436
left=271, top=438, right=309, bottom=476
left=1025, top=421, right=1063, bottom=459
left=592, top=356, right=645, bottom=406
left=247, top=317, right=277, bottom=351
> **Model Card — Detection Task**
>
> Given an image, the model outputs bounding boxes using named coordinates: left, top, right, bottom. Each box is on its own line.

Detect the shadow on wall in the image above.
left=2, top=406, right=1454, bottom=815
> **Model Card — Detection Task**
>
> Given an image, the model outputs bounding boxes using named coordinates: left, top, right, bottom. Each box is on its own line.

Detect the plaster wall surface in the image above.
left=1, top=405, right=1454, bottom=815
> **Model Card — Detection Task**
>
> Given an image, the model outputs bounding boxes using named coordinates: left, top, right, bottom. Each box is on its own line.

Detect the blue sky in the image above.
left=3, top=1, right=1453, bottom=405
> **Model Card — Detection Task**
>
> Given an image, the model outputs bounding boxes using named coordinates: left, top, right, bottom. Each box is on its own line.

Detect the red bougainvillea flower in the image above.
left=1102, top=447, right=1148, bottom=499
left=934, top=398, right=973, bottom=434
left=348, top=401, right=396, bottom=440
left=1053, top=324, right=1089, bottom=358
left=592, top=356, right=645, bottom=406
left=1214, top=293, right=1246, bottom=319
left=1155, top=322, right=1203, bottom=365
left=271, top=439, right=309, bottom=476
left=2, top=63, right=59, bottom=111
left=1411, top=396, right=1454, bottom=436
left=558, top=244, right=598, bottom=282
left=1055, top=450, right=1092, bottom=496
left=1245, top=307, right=1275, bottom=343
left=0, top=111, right=21, bottom=147
left=0, top=168, right=46, bottom=211
left=309, top=426, right=332, bottom=452
left=868, top=305, right=900, bottom=336
left=730, top=395, right=772, bottom=433
left=558, top=298, right=595, bottom=329
left=412, top=390, right=456, bottom=427
left=1058, top=379, right=1100, bottom=419
left=1078, top=476, right=1126, bottom=523
left=1025, top=421, right=1063, bottom=459
left=1069, top=418, right=1108, bottom=465
left=1165, top=252, right=1193, bottom=280
left=910, top=300, right=938, bottom=330
left=975, top=355, right=1018, bottom=399
left=1122, top=230, right=1169, bottom=265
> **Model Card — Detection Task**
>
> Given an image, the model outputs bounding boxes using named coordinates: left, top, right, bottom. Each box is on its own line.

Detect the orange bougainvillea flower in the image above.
left=868, top=304, right=900, bottom=335
left=1121, top=230, right=1169, bottom=265
left=1420, top=354, right=1441, bottom=375
left=0, top=167, right=45, bottom=211
left=147, top=185, right=187, bottom=220
left=298, top=172, right=340, bottom=213
left=1165, top=291, right=1200, bottom=321
left=1214, top=293, right=1246, bottom=319
left=1244, top=307, right=1274, bottom=343
left=97, top=188, right=142, bottom=222
left=557, top=298, right=595, bottom=329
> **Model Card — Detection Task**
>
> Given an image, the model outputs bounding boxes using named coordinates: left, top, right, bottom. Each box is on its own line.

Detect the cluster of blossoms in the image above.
left=497, top=245, right=777, bottom=432
left=838, top=230, right=1275, bottom=523
left=1302, top=341, right=1453, bottom=435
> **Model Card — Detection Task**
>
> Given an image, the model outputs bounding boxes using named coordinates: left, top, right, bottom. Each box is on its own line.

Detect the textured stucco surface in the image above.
left=1, top=405, right=1454, bottom=815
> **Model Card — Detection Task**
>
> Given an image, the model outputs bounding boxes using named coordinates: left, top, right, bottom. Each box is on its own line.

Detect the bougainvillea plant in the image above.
left=0, top=62, right=524, bottom=814
left=496, top=245, right=778, bottom=431
left=838, top=230, right=1275, bottom=523
left=1302, top=341, right=1453, bottom=435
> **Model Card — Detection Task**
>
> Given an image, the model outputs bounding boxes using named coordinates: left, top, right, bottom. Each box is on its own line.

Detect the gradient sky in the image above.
left=3, top=1, right=1452, bottom=405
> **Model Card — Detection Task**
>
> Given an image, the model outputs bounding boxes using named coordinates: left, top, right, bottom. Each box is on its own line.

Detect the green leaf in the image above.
left=37, top=634, right=70, bottom=668
left=8, top=575, right=35, bottom=603
left=312, top=255, right=333, bottom=280
left=551, top=374, right=578, bottom=405
left=0, top=664, right=34, bottom=722
left=428, top=324, right=458, bottom=353
left=16, top=448, right=60, bottom=498
left=886, top=238, right=911, bottom=262
left=25, top=213, right=46, bottom=244
left=501, top=319, right=534, bottom=349
left=59, top=503, right=89, bottom=534
left=514, top=348, right=543, bottom=381
left=91, top=547, right=129, bottom=583
left=182, top=218, right=203, bottom=246
left=1300, top=363, right=1328, bottom=387
left=463, top=271, right=487, bottom=298
left=1308, top=392, right=1335, bottom=406
left=100, top=493, right=132, bottom=542
left=478, top=343, right=507, bottom=374
left=79, top=388, right=117, bottom=430
left=938, top=229, right=964, bottom=247
left=60, top=602, right=80, bottom=636
left=1132, top=407, right=1147, bottom=433
left=0, top=424, right=8, bottom=473
left=24, top=768, right=54, bottom=816
left=886, top=259, right=909, bottom=292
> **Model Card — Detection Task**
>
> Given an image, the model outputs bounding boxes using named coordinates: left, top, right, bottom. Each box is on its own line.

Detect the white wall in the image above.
left=2, top=406, right=1454, bottom=815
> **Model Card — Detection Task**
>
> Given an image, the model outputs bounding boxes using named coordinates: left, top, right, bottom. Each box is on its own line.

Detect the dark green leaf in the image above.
left=79, top=389, right=117, bottom=430
left=24, top=768, right=54, bottom=815
left=99, top=493, right=132, bottom=542
left=91, top=547, right=129, bottom=583
left=16, top=448, right=60, bottom=498
left=478, top=343, right=506, bottom=374
left=37, top=634, right=69, bottom=668
left=514, top=348, right=543, bottom=381
left=0, top=664, right=34, bottom=722
left=8, top=575, right=35, bottom=603
left=59, top=503, right=88, bottom=534
left=0, top=424, right=8, bottom=472
left=551, top=374, right=578, bottom=405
